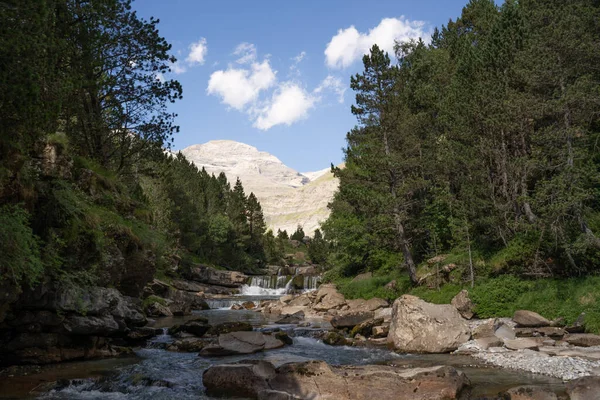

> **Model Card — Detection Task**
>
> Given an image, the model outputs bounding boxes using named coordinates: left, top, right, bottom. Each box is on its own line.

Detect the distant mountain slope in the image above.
left=180, top=140, right=338, bottom=234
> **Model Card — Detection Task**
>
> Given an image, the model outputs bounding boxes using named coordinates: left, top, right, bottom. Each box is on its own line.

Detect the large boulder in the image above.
left=331, top=310, right=375, bottom=329
left=388, top=295, right=471, bottom=353
left=203, top=360, right=470, bottom=400
left=203, top=361, right=276, bottom=398
left=186, top=265, right=248, bottom=288
left=313, top=284, right=346, bottom=311
left=513, top=310, right=550, bottom=327
left=451, top=290, right=475, bottom=319
left=566, top=376, right=600, bottom=400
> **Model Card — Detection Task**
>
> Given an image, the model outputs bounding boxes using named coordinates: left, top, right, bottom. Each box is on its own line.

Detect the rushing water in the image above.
left=0, top=292, right=568, bottom=399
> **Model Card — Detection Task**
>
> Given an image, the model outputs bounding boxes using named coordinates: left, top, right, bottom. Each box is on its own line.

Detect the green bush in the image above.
left=0, top=204, right=43, bottom=286
left=334, top=273, right=411, bottom=301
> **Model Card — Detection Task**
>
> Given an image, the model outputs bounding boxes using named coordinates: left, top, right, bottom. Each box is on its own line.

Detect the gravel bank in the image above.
left=469, top=346, right=600, bottom=381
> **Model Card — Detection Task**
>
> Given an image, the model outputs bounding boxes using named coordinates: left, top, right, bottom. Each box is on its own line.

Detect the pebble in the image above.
left=471, top=348, right=600, bottom=380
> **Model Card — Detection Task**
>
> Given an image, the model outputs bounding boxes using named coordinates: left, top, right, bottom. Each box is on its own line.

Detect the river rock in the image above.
left=495, top=322, right=517, bottom=340
left=323, top=331, right=350, bottom=346
left=288, top=294, right=311, bottom=307
left=513, top=310, right=550, bottom=327
left=505, top=385, right=558, bottom=400
left=313, top=285, right=346, bottom=311
left=565, top=333, right=600, bottom=347
left=504, top=338, right=541, bottom=351
left=451, top=290, right=474, bottom=319
left=207, top=321, right=253, bottom=336
left=199, top=331, right=285, bottom=356
left=186, top=264, right=248, bottom=288
left=374, top=307, right=392, bottom=323
left=566, top=376, right=600, bottom=400
left=168, top=337, right=207, bottom=352
left=179, top=319, right=210, bottom=337
left=565, top=313, right=586, bottom=333
left=145, top=300, right=173, bottom=317
left=472, top=319, right=498, bottom=339
left=388, top=295, right=471, bottom=353
left=63, top=315, right=120, bottom=336
left=372, top=325, right=389, bottom=338
left=346, top=298, right=388, bottom=312
left=275, top=311, right=304, bottom=324
left=475, top=336, right=504, bottom=350
left=204, top=360, right=470, bottom=400
left=203, top=361, right=276, bottom=398
left=515, top=327, right=566, bottom=339
left=331, top=310, right=374, bottom=329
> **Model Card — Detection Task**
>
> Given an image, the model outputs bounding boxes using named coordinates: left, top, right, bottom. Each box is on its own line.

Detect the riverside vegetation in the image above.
left=321, top=0, right=600, bottom=333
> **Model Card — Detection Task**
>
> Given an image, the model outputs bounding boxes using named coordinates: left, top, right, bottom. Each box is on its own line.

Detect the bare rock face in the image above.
left=180, top=140, right=339, bottom=234
left=513, top=310, right=550, bottom=327
left=186, top=264, right=248, bottom=288
left=388, top=295, right=471, bottom=353
left=451, top=290, right=475, bottom=319
left=203, top=360, right=470, bottom=400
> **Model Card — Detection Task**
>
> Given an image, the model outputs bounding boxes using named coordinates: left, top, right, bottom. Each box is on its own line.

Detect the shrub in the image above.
left=0, top=204, right=43, bottom=286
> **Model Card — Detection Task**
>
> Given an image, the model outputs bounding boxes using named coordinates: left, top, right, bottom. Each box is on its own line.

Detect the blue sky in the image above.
left=133, top=0, right=472, bottom=172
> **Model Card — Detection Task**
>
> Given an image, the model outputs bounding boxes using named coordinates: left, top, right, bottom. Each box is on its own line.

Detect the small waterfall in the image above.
left=303, top=275, right=319, bottom=291
left=240, top=270, right=321, bottom=296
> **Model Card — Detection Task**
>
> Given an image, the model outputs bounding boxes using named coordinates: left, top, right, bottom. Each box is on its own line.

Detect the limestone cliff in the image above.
left=180, top=140, right=338, bottom=234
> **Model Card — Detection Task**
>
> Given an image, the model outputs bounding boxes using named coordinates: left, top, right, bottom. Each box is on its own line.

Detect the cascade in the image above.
left=240, top=269, right=321, bottom=296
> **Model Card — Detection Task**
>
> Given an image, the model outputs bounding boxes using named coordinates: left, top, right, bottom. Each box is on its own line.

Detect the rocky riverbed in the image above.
left=4, top=270, right=600, bottom=399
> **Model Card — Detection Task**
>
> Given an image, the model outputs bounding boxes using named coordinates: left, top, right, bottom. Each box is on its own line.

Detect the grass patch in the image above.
left=142, top=295, right=168, bottom=309
left=333, top=273, right=411, bottom=301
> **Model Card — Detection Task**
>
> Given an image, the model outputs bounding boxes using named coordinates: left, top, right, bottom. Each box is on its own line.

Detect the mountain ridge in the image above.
left=179, top=140, right=339, bottom=234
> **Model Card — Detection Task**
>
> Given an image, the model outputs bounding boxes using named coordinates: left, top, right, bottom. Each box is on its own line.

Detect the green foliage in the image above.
left=332, top=273, right=411, bottom=301
left=290, top=225, right=306, bottom=241
left=324, top=0, right=600, bottom=284
left=142, top=295, right=167, bottom=309
left=0, top=204, right=43, bottom=286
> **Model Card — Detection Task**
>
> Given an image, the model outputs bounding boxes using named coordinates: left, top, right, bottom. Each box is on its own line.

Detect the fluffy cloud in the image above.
left=254, top=83, right=316, bottom=130
left=170, top=61, right=187, bottom=74
left=314, top=75, right=346, bottom=103
left=207, top=60, right=276, bottom=110
left=325, top=17, right=426, bottom=69
left=234, top=42, right=257, bottom=64
left=187, top=38, right=208, bottom=65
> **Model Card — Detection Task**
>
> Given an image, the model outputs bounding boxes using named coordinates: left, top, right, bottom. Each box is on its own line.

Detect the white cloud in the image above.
left=170, top=61, right=187, bottom=74
left=254, top=83, right=316, bottom=130
left=234, top=42, right=257, bottom=64
left=292, top=51, right=306, bottom=64
left=207, top=60, right=276, bottom=110
left=155, top=73, right=165, bottom=83
left=314, top=75, right=346, bottom=103
left=325, top=17, right=426, bottom=69
left=187, top=38, right=208, bottom=65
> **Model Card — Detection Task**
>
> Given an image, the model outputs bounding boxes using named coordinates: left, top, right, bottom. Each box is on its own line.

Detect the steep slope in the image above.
left=180, top=140, right=338, bottom=234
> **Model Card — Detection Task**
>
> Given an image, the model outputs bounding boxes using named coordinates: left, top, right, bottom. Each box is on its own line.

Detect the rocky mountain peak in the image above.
left=179, top=140, right=338, bottom=234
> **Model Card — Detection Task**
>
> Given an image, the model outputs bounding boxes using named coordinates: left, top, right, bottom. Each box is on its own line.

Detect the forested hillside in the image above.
left=324, top=0, right=600, bottom=290
left=0, top=0, right=280, bottom=296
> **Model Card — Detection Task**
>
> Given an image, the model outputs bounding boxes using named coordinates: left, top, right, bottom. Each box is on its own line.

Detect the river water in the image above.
left=0, top=288, right=568, bottom=399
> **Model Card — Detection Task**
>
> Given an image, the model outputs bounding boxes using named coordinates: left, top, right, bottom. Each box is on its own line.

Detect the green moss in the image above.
left=142, top=295, right=167, bottom=309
